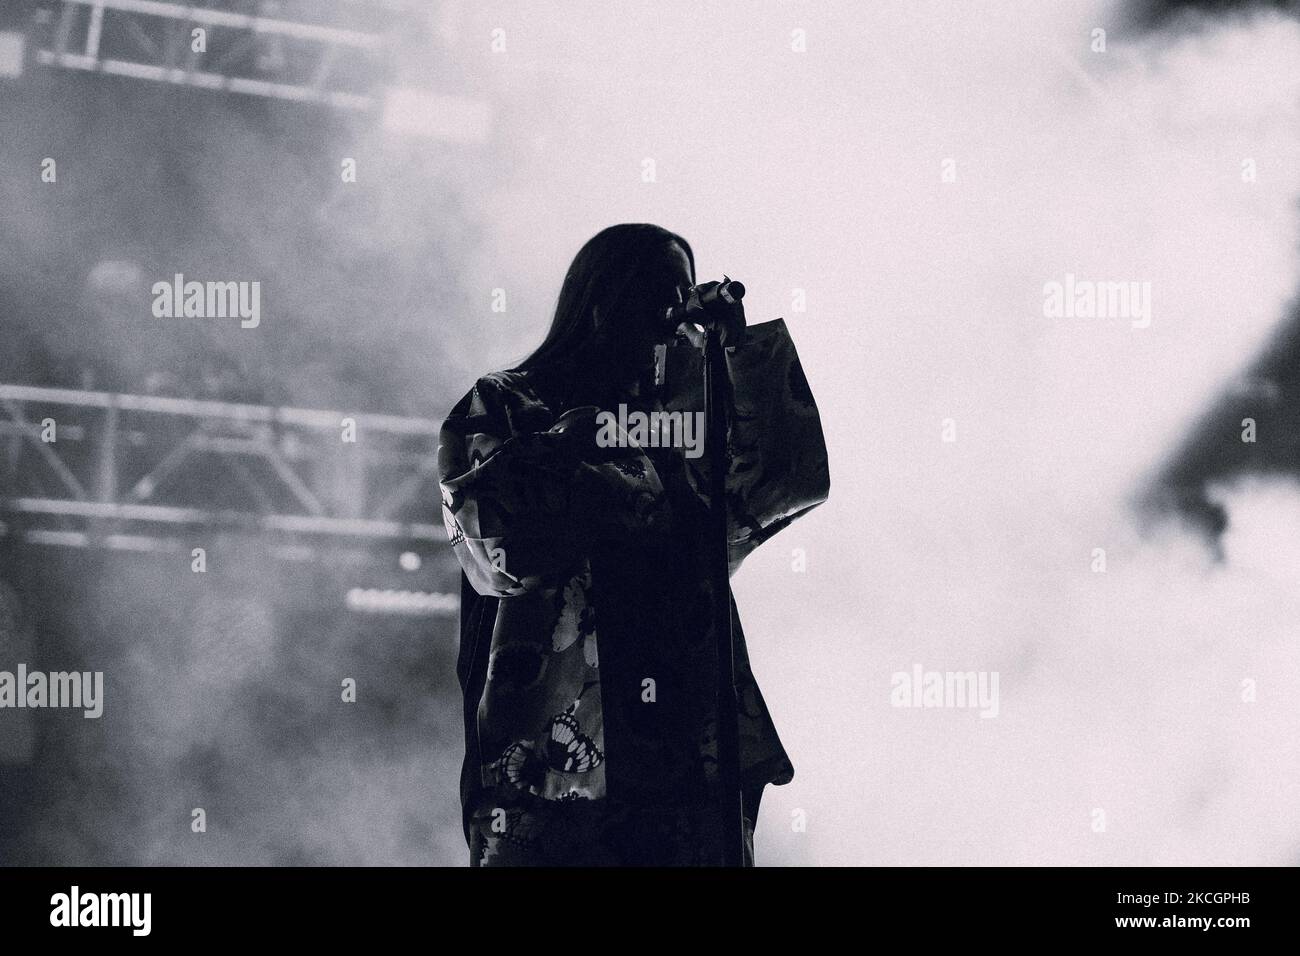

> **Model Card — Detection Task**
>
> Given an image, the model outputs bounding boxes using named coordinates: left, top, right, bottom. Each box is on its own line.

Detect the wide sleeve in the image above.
left=437, top=371, right=667, bottom=597
left=663, top=318, right=831, bottom=574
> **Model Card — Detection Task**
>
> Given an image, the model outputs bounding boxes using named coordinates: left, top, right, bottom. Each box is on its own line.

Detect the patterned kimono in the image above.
left=437, top=319, right=829, bottom=866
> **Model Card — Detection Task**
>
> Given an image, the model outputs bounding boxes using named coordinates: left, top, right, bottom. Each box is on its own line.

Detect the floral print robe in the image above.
left=437, top=319, right=829, bottom=866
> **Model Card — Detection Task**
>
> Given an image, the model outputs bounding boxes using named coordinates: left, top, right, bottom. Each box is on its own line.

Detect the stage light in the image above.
left=0, top=31, right=24, bottom=78
left=344, top=588, right=457, bottom=616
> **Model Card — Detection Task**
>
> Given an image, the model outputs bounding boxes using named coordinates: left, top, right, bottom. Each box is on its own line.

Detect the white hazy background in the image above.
left=439, top=0, right=1300, bottom=864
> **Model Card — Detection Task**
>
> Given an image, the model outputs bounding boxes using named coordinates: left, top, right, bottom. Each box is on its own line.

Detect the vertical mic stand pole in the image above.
left=703, top=325, right=745, bottom=867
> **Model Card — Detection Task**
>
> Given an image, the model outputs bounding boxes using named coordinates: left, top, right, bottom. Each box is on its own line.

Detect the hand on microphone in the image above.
left=676, top=294, right=746, bottom=350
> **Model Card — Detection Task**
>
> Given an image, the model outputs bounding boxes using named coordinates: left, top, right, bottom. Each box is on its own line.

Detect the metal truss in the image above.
left=0, top=382, right=446, bottom=561
left=29, top=0, right=390, bottom=110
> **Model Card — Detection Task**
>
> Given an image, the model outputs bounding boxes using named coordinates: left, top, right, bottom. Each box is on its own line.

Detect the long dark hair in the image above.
left=514, top=223, right=695, bottom=372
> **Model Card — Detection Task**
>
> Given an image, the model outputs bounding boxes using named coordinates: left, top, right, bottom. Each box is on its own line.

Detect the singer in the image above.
left=437, top=223, right=829, bottom=866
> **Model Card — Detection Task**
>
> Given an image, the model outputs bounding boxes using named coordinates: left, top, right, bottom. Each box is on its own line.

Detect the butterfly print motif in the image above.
left=546, top=711, right=604, bottom=773
left=500, top=711, right=605, bottom=794
left=500, top=741, right=546, bottom=794
left=440, top=485, right=465, bottom=547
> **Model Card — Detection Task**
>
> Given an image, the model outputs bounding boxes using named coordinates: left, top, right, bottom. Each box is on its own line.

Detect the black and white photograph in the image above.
left=0, top=0, right=1296, bottom=938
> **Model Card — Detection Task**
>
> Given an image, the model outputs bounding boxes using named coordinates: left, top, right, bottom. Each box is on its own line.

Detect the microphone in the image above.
left=663, top=275, right=746, bottom=331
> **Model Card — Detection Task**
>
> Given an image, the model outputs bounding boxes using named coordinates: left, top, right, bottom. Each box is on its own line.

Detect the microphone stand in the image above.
left=702, top=325, right=745, bottom=868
